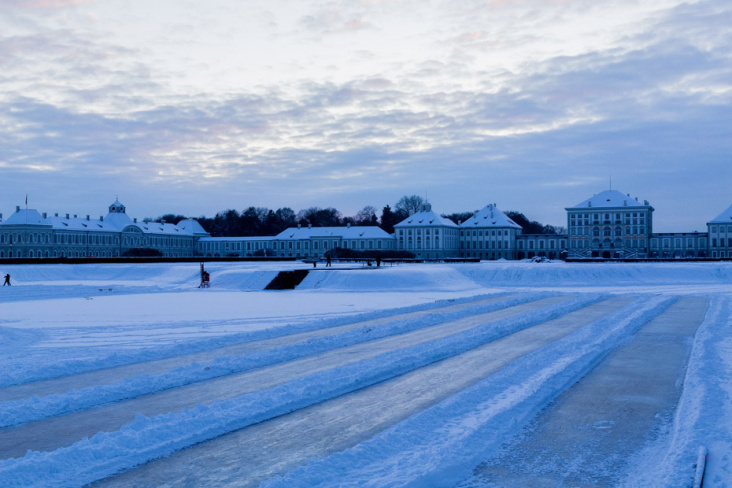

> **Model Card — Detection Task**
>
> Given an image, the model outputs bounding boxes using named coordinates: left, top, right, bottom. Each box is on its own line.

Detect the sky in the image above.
left=0, top=0, right=730, bottom=231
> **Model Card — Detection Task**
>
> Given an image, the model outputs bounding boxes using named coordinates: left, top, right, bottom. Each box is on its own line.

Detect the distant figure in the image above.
left=376, top=256, right=382, bottom=267
left=326, top=255, right=332, bottom=267
left=3, top=274, right=10, bottom=286
left=199, top=263, right=210, bottom=288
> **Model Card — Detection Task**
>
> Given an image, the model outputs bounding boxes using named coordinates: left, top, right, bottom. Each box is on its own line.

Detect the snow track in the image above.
left=0, top=294, right=575, bottom=458
left=0, top=290, right=506, bottom=389
left=0, top=292, right=523, bottom=406
left=97, top=296, right=638, bottom=488
left=0, top=292, right=679, bottom=488
left=260, top=295, right=676, bottom=488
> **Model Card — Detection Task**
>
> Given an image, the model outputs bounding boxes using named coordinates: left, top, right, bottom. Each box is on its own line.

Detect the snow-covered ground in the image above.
left=0, top=260, right=730, bottom=487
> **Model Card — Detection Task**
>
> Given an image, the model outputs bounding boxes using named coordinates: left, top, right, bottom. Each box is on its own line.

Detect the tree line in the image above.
left=155, top=195, right=565, bottom=237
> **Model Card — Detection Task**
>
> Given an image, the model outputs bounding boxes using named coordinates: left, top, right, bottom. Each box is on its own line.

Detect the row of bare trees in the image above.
left=157, top=195, right=564, bottom=237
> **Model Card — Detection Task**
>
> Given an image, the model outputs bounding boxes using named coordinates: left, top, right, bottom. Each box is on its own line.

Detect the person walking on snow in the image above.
left=3, top=274, right=10, bottom=286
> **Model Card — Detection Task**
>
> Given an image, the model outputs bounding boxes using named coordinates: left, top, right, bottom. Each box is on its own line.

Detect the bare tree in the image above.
left=354, top=205, right=378, bottom=225
left=395, top=195, right=425, bottom=216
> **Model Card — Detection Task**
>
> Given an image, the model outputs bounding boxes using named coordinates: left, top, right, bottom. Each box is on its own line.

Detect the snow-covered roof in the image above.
left=177, top=219, right=210, bottom=236
left=2, top=209, right=49, bottom=226
left=137, top=221, right=187, bottom=236
left=568, top=190, right=652, bottom=210
left=708, top=204, right=732, bottom=224
left=460, top=204, right=522, bottom=230
left=102, top=211, right=134, bottom=230
left=47, top=214, right=118, bottom=232
left=1, top=206, right=208, bottom=237
left=275, top=226, right=393, bottom=240
left=394, top=204, right=457, bottom=229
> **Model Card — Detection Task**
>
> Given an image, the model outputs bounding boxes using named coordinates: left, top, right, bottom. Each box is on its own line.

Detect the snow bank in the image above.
left=297, top=266, right=484, bottom=292
left=452, top=261, right=732, bottom=291
left=3, top=261, right=732, bottom=297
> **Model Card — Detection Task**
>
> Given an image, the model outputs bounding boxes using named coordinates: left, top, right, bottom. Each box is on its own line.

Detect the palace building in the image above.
left=2, top=191, right=730, bottom=260
left=566, top=190, right=654, bottom=259
left=0, top=200, right=208, bottom=259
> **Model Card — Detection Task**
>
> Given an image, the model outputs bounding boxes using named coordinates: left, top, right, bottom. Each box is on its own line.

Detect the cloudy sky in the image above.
left=1, top=0, right=730, bottom=230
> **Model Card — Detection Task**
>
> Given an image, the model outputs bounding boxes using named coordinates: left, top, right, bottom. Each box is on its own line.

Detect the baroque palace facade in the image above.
left=2, top=191, right=731, bottom=260
left=0, top=200, right=209, bottom=259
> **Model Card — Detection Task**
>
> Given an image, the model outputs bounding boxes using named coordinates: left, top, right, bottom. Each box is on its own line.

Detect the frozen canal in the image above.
left=0, top=261, right=731, bottom=487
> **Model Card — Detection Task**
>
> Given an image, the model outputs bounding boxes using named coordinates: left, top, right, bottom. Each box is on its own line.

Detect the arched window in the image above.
left=593, top=227, right=600, bottom=237
left=603, top=227, right=611, bottom=237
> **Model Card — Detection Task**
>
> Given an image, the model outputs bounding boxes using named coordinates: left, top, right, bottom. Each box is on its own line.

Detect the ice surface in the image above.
left=0, top=261, right=731, bottom=487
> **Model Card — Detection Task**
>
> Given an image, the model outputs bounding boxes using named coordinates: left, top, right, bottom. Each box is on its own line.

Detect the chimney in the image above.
left=16, top=206, right=20, bottom=212
left=66, top=214, right=69, bottom=219
left=644, top=200, right=649, bottom=205
left=55, top=213, right=58, bottom=217
left=347, top=223, right=351, bottom=228
left=73, top=214, right=77, bottom=218
left=86, top=215, right=90, bottom=220
left=134, top=218, right=137, bottom=223
left=42, top=212, right=47, bottom=218
left=100, top=216, right=104, bottom=221
left=308, top=223, right=312, bottom=229
left=297, top=223, right=301, bottom=229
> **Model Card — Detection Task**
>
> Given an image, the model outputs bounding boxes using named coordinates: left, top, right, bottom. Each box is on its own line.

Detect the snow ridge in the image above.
left=260, top=295, right=676, bottom=488
left=0, top=292, right=510, bottom=388
left=0, top=294, right=603, bottom=487
left=0, top=293, right=549, bottom=427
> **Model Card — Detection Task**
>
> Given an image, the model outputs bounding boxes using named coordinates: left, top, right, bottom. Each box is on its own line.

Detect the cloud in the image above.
left=299, top=4, right=374, bottom=36
left=6, top=0, right=95, bottom=9
left=0, top=0, right=730, bottom=227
